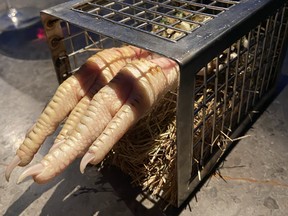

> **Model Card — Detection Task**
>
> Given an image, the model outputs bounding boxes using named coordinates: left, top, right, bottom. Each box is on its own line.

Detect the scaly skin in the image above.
left=53, top=46, right=150, bottom=145
left=81, top=57, right=179, bottom=169
left=21, top=72, right=133, bottom=183
left=17, top=57, right=179, bottom=184
left=16, top=63, right=97, bottom=166
left=5, top=46, right=150, bottom=182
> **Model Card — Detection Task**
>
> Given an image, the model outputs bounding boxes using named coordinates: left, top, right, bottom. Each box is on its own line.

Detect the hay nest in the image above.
left=106, top=90, right=178, bottom=204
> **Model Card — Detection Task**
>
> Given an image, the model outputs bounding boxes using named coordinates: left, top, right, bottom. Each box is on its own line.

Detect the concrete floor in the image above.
left=0, top=24, right=288, bottom=216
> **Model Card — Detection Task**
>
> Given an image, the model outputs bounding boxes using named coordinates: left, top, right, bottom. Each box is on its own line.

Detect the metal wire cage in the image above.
left=41, top=0, right=288, bottom=207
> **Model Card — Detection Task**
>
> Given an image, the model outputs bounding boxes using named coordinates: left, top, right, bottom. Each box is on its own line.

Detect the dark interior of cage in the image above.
left=53, top=5, right=287, bottom=206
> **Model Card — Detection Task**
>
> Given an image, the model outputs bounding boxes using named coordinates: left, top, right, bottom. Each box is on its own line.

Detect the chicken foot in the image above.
left=5, top=45, right=150, bottom=181
left=17, top=57, right=179, bottom=184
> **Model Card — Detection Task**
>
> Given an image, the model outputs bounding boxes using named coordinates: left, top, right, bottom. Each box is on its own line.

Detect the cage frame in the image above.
left=41, top=0, right=288, bottom=207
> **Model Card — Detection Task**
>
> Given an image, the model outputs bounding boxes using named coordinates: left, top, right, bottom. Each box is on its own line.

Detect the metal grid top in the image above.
left=72, top=0, right=240, bottom=42
left=42, top=0, right=286, bottom=66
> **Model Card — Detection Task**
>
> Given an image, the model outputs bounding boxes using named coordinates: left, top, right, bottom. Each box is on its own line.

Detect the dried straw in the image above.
left=106, top=90, right=178, bottom=204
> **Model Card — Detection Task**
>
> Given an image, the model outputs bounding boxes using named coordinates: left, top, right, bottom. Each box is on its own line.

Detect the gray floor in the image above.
left=0, top=25, right=288, bottom=216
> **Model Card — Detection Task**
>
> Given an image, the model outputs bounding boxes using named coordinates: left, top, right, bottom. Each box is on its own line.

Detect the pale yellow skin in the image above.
left=6, top=47, right=179, bottom=184
left=5, top=46, right=150, bottom=181
left=81, top=58, right=179, bottom=168
left=53, top=46, right=150, bottom=146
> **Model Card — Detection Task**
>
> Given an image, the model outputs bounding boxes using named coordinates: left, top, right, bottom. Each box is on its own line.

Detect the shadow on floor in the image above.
left=3, top=162, right=167, bottom=216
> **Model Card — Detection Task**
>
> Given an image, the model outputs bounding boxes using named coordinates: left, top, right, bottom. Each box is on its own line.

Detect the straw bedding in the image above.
left=106, top=90, right=178, bottom=203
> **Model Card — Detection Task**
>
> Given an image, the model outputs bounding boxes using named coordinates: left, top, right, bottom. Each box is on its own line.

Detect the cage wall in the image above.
left=173, top=3, right=288, bottom=206
left=180, top=5, right=288, bottom=205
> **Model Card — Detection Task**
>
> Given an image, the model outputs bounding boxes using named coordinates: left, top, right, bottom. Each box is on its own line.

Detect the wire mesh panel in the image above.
left=72, top=0, right=240, bottom=41
left=41, top=0, right=288, bottom=207
left=188, top=5, right=288, bottom=201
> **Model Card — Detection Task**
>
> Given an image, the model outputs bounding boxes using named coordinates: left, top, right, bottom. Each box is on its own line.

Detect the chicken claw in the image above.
left=17, top=163, right=44, bottom=184
left=80, top=152, right=95, bottom=174
left=5, top=156, right=21, bottom=182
